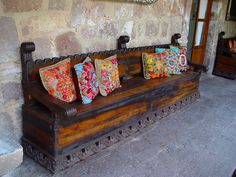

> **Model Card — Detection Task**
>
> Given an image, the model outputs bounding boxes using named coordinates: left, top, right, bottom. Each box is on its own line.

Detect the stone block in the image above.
left=0, top=112, right=14, bottom=137
left=98, top=21, right=118, bottom=39
left=152, top=0, right=172, bottom=16
left=1, top=82, right=22, bottom=103
left=145, top=21, right=159, bottom=37
left=161, top=21, right=169, bottom=38
left=0, top=62, right=21, bottom=79
left=0, top=138, right=23, bottom=176
left=81, top=26, right=96, bottom=39
left=55, top=31, right=81, bottom=56
left=31, top=37, right=53, bottom=59
left=0, top=17, right=19, bottom=63
left=169, top=17, right=182, bottom=35
left=170, top=1, right=183, bottom=15
left=48, top=0, right=66, bottom=10
left=114, top=4, right=133, bottom=19
left=70, top=0, right=86, bottom=27
left=2, top=0, right=42, bottom=12
left=70, top=1, right=106, bottom=27
left=133, top=4, right=149, bottom=18
left=85, top=41, right=107, bottom=53
left=19, top=13, right=67, bottom=36
left=0, top=1, right=3, bottom=14
left=7, top=105, right=23, bottom=141
left=87, top=3, right=105, bottom=19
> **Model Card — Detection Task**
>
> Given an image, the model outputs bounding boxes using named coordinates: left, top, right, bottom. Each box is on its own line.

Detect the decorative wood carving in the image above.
left=20, top=33, right=205, bottom=173
left=118, top=35, right=130, bottom=50
left=22, top=91, right=200, bottom=173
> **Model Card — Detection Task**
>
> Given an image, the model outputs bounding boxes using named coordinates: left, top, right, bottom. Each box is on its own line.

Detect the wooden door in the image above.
left=191, top=0, right=213, bottom=64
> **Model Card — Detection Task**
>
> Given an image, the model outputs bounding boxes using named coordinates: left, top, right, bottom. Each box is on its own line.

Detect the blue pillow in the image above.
left=170, top=46, right=179, bottom=53
left=74, top=57, right=99, bottom=104
left=155, top=48, right=166, bottom=53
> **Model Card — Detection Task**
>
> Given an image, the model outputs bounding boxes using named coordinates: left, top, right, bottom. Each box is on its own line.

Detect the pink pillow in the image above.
left=74, top=57, right=99, bottom=104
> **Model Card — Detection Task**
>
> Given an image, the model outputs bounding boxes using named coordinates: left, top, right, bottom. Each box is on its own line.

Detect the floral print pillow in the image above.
left=39, top=58, right=77, bottom=103
left=74, top=57, right=99, bottom=104
left=142, top=53, right=169, bottom=79
left=95, top=55, right=121, bottom=96
left=170, top=46, right=188, bottom=72
left=155, top=48, right=181, bottom=75
left=165, top=50, right=181, bottom=75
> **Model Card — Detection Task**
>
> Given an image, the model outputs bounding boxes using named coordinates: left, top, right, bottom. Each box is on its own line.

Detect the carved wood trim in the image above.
left=22, top=92, right=200, bottom=173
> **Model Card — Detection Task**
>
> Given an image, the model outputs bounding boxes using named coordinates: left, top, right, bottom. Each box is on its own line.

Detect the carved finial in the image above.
left=219, top=31, right=225, bottom=39
left=118, top=36, right=130, bottom=50
left=21, top=42, right=35, bottom=53
left=171, top=33, right=181, bottom=46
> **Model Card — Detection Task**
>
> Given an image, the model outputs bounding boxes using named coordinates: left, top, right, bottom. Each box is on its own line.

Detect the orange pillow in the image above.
left=39, top=58, right=77, bottom=103
left=95, top=55, right=121, bottom=96
left=142, top=53, right=169, bottom=79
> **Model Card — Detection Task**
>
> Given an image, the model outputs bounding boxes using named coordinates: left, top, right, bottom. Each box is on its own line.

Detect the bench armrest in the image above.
left=29, top=84, right=77, bottom=119
left=187, top=60, right=208, bottom=72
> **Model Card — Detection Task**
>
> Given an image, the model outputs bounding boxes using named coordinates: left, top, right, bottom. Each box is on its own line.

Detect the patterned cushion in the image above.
left=170, top=46, right=188, bottom=72
left=39, top=58, right=77, bottom=103
left=142, top=53, right=169, bottom=79
left=95, top=55, right=121, bottom=96
left=155, top=48, right=181, bottom=75
left=155, top=48, right=166, bottom=53
left=74, top=57, right=99, bottom=104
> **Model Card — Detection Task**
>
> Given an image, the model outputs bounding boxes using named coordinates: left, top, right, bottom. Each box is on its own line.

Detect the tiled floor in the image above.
left=4, top=74, right=236, bottom=177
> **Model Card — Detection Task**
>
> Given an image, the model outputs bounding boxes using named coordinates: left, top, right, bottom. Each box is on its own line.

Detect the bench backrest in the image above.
left=20, top=34, right=180, bottom=102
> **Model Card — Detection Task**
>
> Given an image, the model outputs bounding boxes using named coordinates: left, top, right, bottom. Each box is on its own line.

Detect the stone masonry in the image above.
left=0, top=0, right=192, bottom=142
left=0, top=0, right=235, bottom=144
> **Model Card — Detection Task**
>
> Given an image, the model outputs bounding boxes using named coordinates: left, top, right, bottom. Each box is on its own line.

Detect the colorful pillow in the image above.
left=170, top=46, right=188, bottom=72
left=142, top=53, right=169, bottom=79
left=39, top=58, right=77, bottom=103
left=165, top=50, right=181, bottom=75
left=95, top=55, right=121, bottom=96
left=155, top=48, right=166, bottom=53
left=155, top=48, right=181, bottom=75
left=74, top=57, right=99, bottom=104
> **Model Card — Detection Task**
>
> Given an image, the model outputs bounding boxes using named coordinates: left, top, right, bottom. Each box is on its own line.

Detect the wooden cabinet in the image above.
left=213, top=32, right=236, bottom=79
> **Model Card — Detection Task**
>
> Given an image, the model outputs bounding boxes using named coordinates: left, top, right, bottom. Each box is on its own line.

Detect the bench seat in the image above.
left=23, top=71, right=200, bottom=156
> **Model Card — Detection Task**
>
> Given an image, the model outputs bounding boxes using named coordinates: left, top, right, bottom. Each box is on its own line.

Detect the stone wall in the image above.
left=0, top=0, right=191, bottom=141
left=205, top=0, right=236, bottom=74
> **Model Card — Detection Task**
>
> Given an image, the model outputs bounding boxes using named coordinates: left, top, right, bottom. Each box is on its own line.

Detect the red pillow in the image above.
left=39, top=58, right=77, bottom=103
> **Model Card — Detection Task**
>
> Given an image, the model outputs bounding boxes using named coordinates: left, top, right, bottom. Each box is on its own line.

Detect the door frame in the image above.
left=188, top=0, right=213, bottom=64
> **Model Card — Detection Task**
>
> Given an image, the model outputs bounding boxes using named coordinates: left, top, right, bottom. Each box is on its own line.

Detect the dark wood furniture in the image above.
left=226, top=0, right=236, bottom=21
left=20, top=34, right=206, bottom=173
left=213, top=31, right=236, bottom=79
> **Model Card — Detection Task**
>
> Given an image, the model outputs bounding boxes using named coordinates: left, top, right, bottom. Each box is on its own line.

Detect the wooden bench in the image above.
left=213, top=31, right=236, bottom=79
left=20, top=34, right=206, bottom=173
